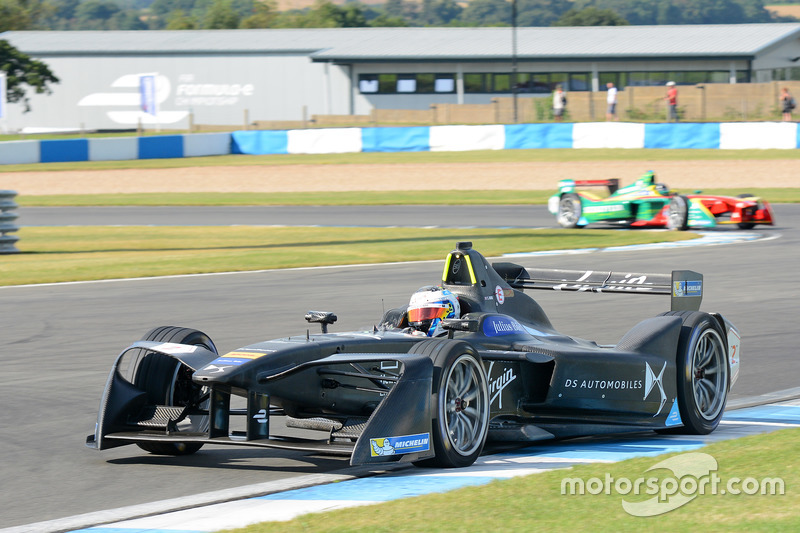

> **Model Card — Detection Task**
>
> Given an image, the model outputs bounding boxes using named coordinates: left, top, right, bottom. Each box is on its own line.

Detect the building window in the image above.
left=359, top=75, right=378, bottom=93
left=435, top=75, right=455, bottom=93
left=397, top=75, right=417, bottom=93
left=358, top=73, right=456, bottom=94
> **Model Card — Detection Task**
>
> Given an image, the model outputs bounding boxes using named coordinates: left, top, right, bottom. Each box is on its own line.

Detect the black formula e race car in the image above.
left=87, top=242, right=740, bottom=468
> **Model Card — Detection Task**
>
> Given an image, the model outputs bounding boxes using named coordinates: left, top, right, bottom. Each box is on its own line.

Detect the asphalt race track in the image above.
left=1, top=204, right=797, bottom=529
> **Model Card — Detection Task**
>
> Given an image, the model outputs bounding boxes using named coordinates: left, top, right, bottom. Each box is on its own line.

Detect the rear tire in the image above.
left=666, top=195, right=689, bottom=231
left=735, top=194, right=757, bottom=229
left=557, top=193, right=583, bottom=229
left=127, top=326, right=218, bottom=455
left=410, top=339, right=490, bottom=468
left=660, top=311, right=729, bottom=434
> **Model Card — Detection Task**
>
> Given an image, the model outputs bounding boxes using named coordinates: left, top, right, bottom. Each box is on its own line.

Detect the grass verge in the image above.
left=0, top=226, right=696, bottom=286
left=16, top=188, right=800, bottom=206
left=224, top=428, right=800, bottom=533
left=3, top=148, right=800, bottom=173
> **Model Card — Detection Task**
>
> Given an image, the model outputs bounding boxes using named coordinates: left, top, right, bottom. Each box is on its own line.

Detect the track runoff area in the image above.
left=2, top=227, right=788, bottom=533
left=13, top=396, right=799, bottom=533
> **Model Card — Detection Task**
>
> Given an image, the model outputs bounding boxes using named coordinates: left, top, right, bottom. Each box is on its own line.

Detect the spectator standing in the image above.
left=553, top=85, right=566, bottom=122
left=780, top=87, right=796, bottom=121
left=665, top=81, right=678, bottom=122
left=606, top=82, right=618, bottom=121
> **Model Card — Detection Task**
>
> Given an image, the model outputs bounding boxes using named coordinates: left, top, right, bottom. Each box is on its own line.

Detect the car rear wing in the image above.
left=493, top=262, right=703, bottom=312
left=559, top=178, right=620, bottom=195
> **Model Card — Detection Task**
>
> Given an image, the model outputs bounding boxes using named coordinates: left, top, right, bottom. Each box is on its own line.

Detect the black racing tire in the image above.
left=557, top=193, right=584, bottom=229
left=659, top=311, right=729, bottom=435
left=666, top=195, right=689, bottom=231
left=410, top=339, right=490, bottom=468
left=735, top=194, right=757, bottom=229
left=127, top=326, right=218, bottom=455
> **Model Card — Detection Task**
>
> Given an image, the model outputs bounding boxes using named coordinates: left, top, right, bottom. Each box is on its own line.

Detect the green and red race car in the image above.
left=547, top=171, right=775, bottom=230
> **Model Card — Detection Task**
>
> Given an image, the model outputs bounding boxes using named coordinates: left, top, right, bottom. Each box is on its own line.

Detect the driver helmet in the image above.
left=407, top=286, right=460, bottom=337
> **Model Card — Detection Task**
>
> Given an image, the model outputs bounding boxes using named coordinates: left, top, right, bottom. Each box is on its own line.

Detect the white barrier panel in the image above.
left=0, top=140, right=39, bottom=164
left=429, top=125, right=505, bottom=152
left=184, top=132, right=232, bottom=157
left=287, top=128, right=362, bottom=154
left=572, top=122, right=646, bottom=149
left=719, top=122, right=798, bottom=149
left=88, top=137, right=138, bottom=161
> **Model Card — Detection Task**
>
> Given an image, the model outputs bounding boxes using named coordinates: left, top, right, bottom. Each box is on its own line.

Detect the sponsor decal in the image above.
left=555, top=271, right=657, bottom=293
left=728, top=328, right=740, bottom=366
left=644, top=361, right=668, bottom=416
left=495, top=285, right=505, bottom=305
left=205, top=356, right=255, bottom=367
left=201, top=364, right=231, bottom=374
left=665, top=399, right=683, bottom=427
left=152, top=342, right=198, bottom=354
left=222, top=351, right=268, bottom=360
left=564, top=378, right=644, bottom=390
left=370, top=433, right=430, bottom=457
left=452, top=257, right=462, bottom=275
left=487, top=362, right=517, bottom=409
left=673, top=280, right=702, bottom=298
left=584, top=204, right=626, bottom=214
left=561, top=362, right=670, bottom=416
left=482, top=316, right=525, bottom=337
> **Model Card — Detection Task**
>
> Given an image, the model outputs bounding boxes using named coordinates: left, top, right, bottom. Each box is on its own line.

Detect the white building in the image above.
left=2, top=24, right=800, bottom=132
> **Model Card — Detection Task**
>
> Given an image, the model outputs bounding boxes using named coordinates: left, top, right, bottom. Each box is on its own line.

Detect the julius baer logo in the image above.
left=561, top=452, right=784, bottom=516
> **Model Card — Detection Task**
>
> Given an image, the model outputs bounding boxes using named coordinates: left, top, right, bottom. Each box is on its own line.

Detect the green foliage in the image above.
left=460, top=0, right=511, bottom=26
left=239, top=0, right=278, bottom=28
left=0, top=0, right=54, bottom=31
left=0, top=39, right=60, bottom=113
left=553, top=6, right=629, bottom=26
left=0, top=0, right=782, bottom=30
left=203, top=0, right=241, bottom=28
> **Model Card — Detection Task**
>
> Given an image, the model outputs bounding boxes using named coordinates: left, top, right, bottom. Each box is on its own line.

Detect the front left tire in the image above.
left=127, top=326, right=218, bottom=455
left=410, top=339, right=490, bottom=468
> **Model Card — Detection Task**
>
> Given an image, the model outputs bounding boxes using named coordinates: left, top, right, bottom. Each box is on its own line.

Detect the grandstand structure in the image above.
left=2, top=24, right=800, bottom=132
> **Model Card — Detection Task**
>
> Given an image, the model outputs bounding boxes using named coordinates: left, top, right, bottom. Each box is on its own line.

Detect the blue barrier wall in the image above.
left=1, top=122, right=797, bottom=165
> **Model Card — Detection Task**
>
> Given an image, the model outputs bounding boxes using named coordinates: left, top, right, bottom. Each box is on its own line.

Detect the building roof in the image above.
left=4, top=24, right=800, bottom=62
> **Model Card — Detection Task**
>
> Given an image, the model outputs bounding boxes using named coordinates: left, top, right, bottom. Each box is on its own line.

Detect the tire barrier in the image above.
left=0, top=190, right=20, bottom=254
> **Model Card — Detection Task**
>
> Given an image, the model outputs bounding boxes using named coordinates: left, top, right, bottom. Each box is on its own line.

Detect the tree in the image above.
left=460, top=0, right=511, bottom=26
left=419, top=0, right=462, bottom=26
left=203, top=0, right=241, bottom=28
left=516, top=0, right=570, bottom=27
left=553, top=6, right=629, bottom=26
left=239, top=0, right=277, bottom=28
left=0, top=39, right=59, bottom=113
left=0, top=0, right=54, bottom=31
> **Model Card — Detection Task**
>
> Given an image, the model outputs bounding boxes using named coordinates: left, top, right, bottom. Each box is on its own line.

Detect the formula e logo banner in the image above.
left=370, top=433, right=430, bottom=457
left=139, top=74, right=157, bottom=116
left=79, top=72, right=256, bottom=126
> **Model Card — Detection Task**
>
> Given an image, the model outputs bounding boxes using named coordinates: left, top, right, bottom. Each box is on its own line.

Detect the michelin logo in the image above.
left=370, top=433, right=430, bottom=457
